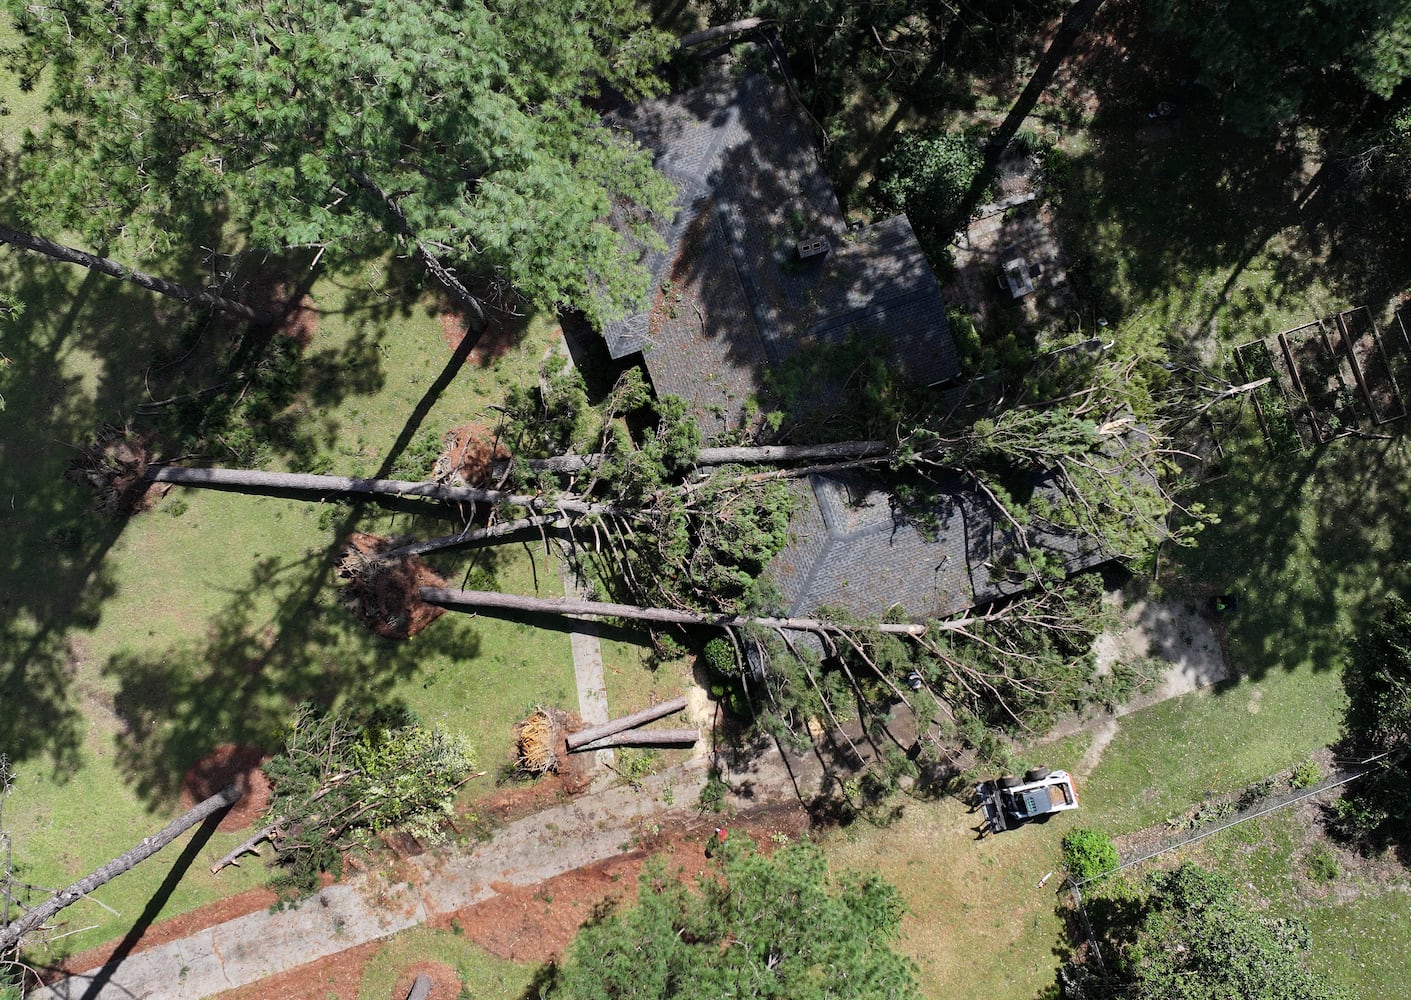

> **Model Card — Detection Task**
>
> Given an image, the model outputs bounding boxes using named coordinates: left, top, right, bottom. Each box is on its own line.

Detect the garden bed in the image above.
left=1233, top=340, right=1303, bottom=453
left=1333, top=306, right=1407, bottom=424
left=1276, top=321, right=1364, bottom=444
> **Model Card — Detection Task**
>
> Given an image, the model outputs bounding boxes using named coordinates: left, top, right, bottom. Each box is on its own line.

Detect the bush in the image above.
left=700, top=637, right=736, bottom=677
left=876, top=130, right=987, bottom=233
left=1306, top=846, right=1339, bottom=882
left=1062, top=828, right=1120, bottom=881
left=1290, top=758, right=1321, bottom=790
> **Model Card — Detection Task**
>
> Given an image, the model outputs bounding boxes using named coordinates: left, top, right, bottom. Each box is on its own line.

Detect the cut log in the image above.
left=209, top=821, right=280, bottom=875
left=0, top=784, right=241, bottom=954
left=145, top=466, right=623, bottom=517
left=573, top=728, right=699, bottom=752
left=419, top=587, right=928, bottom=635
left=522, top=440, right=890, bottom=474
left=566, top=696, right=688, bottom=750
left=0, top=224, right=273, bottom=324
left=678, top=18, right=767, bottom=48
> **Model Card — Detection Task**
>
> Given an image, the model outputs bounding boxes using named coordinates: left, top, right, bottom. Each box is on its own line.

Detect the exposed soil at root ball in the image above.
left=434, top=422, right=511, bottom=488
left=392, top=962, right=461, bottom=1000
left=337, top=532, right=447, bottom=639
left=181, top=743, right=272, bottom=832
left=439, top=307, right=527, bottom=365
left=67, top=426, right=169, bottom=515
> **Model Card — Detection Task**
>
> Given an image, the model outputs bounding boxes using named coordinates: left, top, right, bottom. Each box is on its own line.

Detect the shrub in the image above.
left=1306, top=846, right=1339, bottom=882
left=1290, top=758, right=1321, bottom=790
left=1062, top=828, right=1120, bottom=881
left=876, top=130, right=987, bottom=233
left=700, top=637, right=736, bottom=677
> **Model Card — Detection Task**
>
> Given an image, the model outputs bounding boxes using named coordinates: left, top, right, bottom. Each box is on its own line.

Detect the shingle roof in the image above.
left=602, top=53, right=958, bottom=436
left=767, top=470, right=1112, bottom=621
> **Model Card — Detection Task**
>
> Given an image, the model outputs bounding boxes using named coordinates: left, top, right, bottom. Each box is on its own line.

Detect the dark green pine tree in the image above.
left=2, top=0, right=676, bottom=326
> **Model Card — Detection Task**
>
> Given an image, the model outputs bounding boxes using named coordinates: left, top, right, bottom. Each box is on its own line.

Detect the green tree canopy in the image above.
left=3, top=0, right=675, bottom=325
left=1332, top=595, right=1411, bottom=853
left=1067, top=863, right=1354, bottom=999
left=545, top=838, right=921, bottom=1000
left=1148, top=0, right=1411, bottom=132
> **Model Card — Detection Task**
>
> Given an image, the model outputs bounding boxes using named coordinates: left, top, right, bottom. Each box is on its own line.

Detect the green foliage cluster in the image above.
left=1149, top=0, right=1411, bottom=133
left=3, top=0, right=675, bottom=325
left=876, top=130, right=987, bottom=245
left=1061, top=828, right=1120, bottom=881
left=761, top=332, right=924, bottom=442
left=545, top=839, right=921, bottom=999
left=262, top=704, right=474, bottom=901
left=1332, top=595, right=1411, bottom=852
left=1068, top=863, right=1354, bottom=999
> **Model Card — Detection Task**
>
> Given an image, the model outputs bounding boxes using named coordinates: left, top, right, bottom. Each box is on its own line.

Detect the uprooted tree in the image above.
left=1, top=754, right=241, bottom=967
left=211, top=704, right=474, bottom=900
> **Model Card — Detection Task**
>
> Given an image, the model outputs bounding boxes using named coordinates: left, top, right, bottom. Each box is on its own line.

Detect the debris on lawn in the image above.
left=336, top=532, right=446, bottom=639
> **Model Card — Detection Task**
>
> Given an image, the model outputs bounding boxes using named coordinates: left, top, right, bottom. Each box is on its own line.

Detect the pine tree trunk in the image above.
left=573, top=728, right=699, bottom=751
left=0, top=224, right=273, bottom=324
left=525, top=440, right=890, bottom=474
left=419, top=586, right=928, bottom=635
left=0, top=784, right=241, bottom=954
left=565, top=696, right=689, bottom=750
left=146, top=465, right=622, bottom=517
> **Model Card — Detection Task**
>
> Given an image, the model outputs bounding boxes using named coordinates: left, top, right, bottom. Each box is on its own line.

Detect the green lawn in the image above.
left=0, top=148, right=578, bottom=961
left=357, top=927, right=535, bottom=1000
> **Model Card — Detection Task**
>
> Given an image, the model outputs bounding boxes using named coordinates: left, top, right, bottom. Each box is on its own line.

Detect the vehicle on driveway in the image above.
left=975, top=767, right=1078, bottom=833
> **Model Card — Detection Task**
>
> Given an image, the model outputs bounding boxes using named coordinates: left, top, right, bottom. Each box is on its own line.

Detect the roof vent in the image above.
left=796, top=235, right=831, bottom=259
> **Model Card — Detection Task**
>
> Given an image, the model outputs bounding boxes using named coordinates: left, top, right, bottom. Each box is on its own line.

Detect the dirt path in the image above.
left=1041, top=593, right=1232, bottom=776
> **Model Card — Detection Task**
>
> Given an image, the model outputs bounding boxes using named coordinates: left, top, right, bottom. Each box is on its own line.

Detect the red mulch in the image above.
left=393, top=962, right=461, bottom=1000
left=336, top=532, right=447, bottom=639
left=434, top=423, right=511, bottom=488
left=439, top=308, right=529, bottom=366
left=181, top=743, right=272, bottom=832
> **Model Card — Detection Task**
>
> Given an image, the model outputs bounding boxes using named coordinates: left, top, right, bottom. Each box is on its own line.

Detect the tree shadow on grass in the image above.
left=1173, top=413, right=1411, bottom=681
left=102, top=507, right=489, bottom=808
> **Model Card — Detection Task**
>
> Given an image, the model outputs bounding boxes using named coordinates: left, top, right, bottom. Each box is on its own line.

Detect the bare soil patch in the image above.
left=336, top=532, right=447, bottom=639
left=439, top=308, right=528, bottom=366
left=181, top=743, right=272, bottom=832
left=433, top=422, right=511, bottom=488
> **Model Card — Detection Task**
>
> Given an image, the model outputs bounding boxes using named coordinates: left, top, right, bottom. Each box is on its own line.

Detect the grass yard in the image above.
left=0, top=87, right=579, bottom=958
left=357, top=927, right=536, bottom=1000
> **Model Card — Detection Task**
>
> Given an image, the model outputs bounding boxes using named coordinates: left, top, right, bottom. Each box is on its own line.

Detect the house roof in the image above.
left=766, top=469, right=1111, bottom=621
left=603, top=54, right=958, bottom=436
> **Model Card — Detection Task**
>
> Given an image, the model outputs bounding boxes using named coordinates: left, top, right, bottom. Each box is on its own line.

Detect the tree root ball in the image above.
left=434, top=422, right=511, bottom=489
left=336, top=533, right=447, bottom=639
left=181, top=744, right=272, bottom=832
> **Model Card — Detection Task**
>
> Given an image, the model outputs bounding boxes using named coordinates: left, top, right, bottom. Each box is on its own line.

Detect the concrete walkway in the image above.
left=556, top=545, right=615, bottom=775
left=31, top=759, right=711, bottom=1000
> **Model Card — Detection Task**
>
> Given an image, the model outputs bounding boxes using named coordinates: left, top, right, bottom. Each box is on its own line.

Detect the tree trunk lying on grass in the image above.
left=566, top=697, right=689, bottom=750
left=419, top=586, right=929, bottom=635
left=523, top=440, right=891, bottom=474
left=0, top=224, right=273, bottom=324
left=380, top=514, right=564, bottom=560
left=0, top=784, right=241, bottom=954
left=145, top=465, right=624, bottom=517
left=573, top=728, right=699, bottom=751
